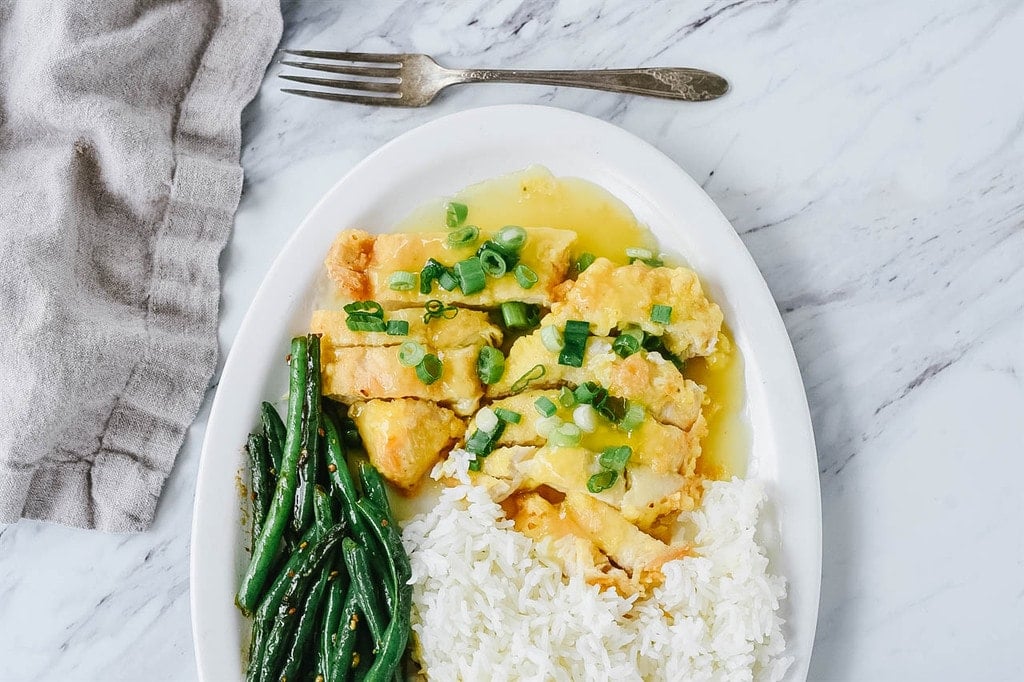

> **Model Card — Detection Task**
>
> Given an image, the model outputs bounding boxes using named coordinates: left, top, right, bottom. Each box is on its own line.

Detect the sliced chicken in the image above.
left=324, top=227, right=576, bottom=307
left=312, top=308, right=502, bottom=350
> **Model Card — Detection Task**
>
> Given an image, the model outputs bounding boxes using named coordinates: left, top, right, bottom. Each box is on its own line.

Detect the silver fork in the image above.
left=279, top=51, right=729, bottom=106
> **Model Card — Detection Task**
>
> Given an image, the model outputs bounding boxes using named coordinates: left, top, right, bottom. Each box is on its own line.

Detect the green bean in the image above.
left=260, top=401, right=287, bottom=475
left=356, top=462, right=393, bottom=524
left=294, top=334, right=322, bottom=534
left=246, top=526, right=318, bottom=682
left=316, top=570, right=346, bottom=682
left=259, top=523, right=347, bottom=682
left=238, top=337, right=309, bottom=615
left=247, top=433, right=273, bottom=541
left=322, top=412, right=373, bottom=543
left=328, top=588, right=361, bottom=682
left=354, top=500, right=412, bottom=682
left=313, top=485, right=334, bottom=535
left=341, top=538, right=387, bottom=648
left=278, top=565, right=331, bottom=682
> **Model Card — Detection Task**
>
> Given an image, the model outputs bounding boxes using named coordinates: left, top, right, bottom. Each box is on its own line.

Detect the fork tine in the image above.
left=278, top=74, right=400, bottom=93
left=281, top=89, right=409, bottom=107
left=280, top=60, right=399, bottom=79
left=282, top=50, right=404, bottom=65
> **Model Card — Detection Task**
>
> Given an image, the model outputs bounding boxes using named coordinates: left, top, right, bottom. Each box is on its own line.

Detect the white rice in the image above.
left=401, top=450, right=793, bottom=681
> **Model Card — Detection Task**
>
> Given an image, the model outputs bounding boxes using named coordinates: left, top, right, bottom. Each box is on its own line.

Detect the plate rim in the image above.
left=190, top=103, right=822, bottom=680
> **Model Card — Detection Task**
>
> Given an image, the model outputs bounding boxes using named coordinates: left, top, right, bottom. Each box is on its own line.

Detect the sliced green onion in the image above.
left=501, top=301, right=539, bottom=330
left=509, top=363, right=546, bottom=394
left=534, top=396, right=557, bottom=418
left=558, top=386, right=577, bottom=408
left=468, top=458, right=482, bottom=472
left=573, top=404, right=597, bottom=433
left=423, top=299, right=445, bottom=323
left=650, top=304, right=673, bottom=324
left=447, top=225, right=480, bottom=247
left=387, top=271, right=417, bottom=291
left=540, top=325, right=563, bottom=353
left=398, top=340, right=426, bottom=367
left=619, top=401, right=645, bottom=432
left=475, top=407, right=499, bottom=432
left=445, top=201, right=468, bottom=228
left=420, top=258, right=446, bottom=294
left=415, top=353, right=443, bottom=385
left=477, top=346, right=505, bottom=385
left=612, top=334, right=641, bottom=358
left=573, top=381, right=603, bottom=404
left=575, top=252, right=596, bottom=273
left=587, top=469, right=618, bottom=493
left=386, top=319, right=409, bottom=336
left=626, top=247, right=664, bottom=267
left=548, top=422, right=582, bottom=447
left=494, top=407, right=522, bottom=424
left=495, top=225, right=527, bottom=251
left=437, top=269, right=459, bottom=291
left=343, top=300, right=383, bottom=318
left=535, top=416, right=562, bottom=438
left=558, top=320, right=590, bottom=368
left=599, top=445, right=633, bottom=472
left=479, top=247, right=508, bottom=278
left=465, top=420, right=506, bottom=457
left=514, top=264, right=538, bottom=289
left=598, top=395, right=628, bottom=423
left=345, top=314, right=386, bottom=332
left=455, top=257, right=486, bottom=295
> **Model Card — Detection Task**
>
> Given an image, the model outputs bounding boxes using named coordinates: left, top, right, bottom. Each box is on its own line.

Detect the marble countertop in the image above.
left=2, top=1, right=1021, bottom=680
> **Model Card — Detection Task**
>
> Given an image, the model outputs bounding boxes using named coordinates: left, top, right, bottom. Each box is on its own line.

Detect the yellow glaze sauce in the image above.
left=395, top=166, right=747, bottom=482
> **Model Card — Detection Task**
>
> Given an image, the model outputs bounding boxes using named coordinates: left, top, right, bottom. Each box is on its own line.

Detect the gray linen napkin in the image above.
left=0, top=0, right=282, bottom=531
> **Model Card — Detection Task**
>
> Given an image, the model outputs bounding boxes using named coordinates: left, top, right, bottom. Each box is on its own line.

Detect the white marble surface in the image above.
left=1, top=1, right=1022, bottom=680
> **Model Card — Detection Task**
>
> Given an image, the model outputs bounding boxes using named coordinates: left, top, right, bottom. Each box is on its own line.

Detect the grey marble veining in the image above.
left=1, top=1, right=1022, bottom=680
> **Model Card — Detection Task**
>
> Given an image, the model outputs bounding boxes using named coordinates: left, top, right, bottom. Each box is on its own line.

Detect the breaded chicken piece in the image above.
left=563, top=492, right=689, bottom=582
left=517, top=446, right=690, bottom=530
left=485, top=389, right=705, bottom=475
left=322, top=345, right=482, bottom=415
left=488, top=333, right=705, bottom=431
left=504, top=492, right=633, bottom=595
left=543, top=257, right=724, bottom=359
left=325, top=228, right=576, bottom=307
left=311, top=308, right=502, bottom=350
left=350, top=399, right=466, bottom=492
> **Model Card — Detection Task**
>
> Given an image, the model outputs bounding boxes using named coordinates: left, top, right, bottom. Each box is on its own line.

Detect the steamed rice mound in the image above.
left=401, top=454, right=792, bottom=681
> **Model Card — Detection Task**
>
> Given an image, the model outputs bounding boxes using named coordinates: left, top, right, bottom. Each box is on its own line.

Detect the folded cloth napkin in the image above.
left=0, top=0, right=282, bottom=531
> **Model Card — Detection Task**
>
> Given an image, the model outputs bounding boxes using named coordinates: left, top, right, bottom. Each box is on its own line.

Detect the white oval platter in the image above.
left=190, top=104, right=821, bottom=681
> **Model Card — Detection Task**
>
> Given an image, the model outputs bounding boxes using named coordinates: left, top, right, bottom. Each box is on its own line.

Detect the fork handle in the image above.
left=454, top=67, right=728, bottom=101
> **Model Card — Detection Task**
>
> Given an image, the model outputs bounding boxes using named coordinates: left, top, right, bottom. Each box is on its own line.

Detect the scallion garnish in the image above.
left=650, top=304, right=673, bottom=324
left=494, top=407, right=522, bottom=424
left=422, top=299, right=458, bottom=323
left=495, top=225, right=527, bottom=251
left=500, top=301, right=539, bottom=330
left=455, top=257, right=486, bottom=295
left=612, top=333, right=641, bottom=358
left=534, top=396, right=557, bottom=418
left=587, top=469, right=618, bottom=493
left=626, top=247, right=664, bottom=267
left=540, top=324, right=563, bottom=352
left=387, top=271, right=417, bottom=291
left=420, top=258, right=447, bottom=294
left=415, top=353, right=443, bottom=385
left=476, top=346, right=505, bottom=385
left=514, top=264, right=538, bottom=289
left=479, top=247, right=508, bottom=278
left=445, top=201, right=468, bottom=228
left=465, top=419, right=506, bottom=461
left=345, top=315, right=386, bottom=332
left=437, top=269, right=459, bottom=291
left=558, top=386, right=577, bottom=408
left=558, top=320, right=590, bottom=367
left=343, top=300, right=384, bottom=317
left=386, top=319, right=409, bottom=336
left=398, top=340, right=425, bottom=367
left=509, top=363, right=546, bottom=394
left=597, top=395, right=627, bottom=423
left=573, top=381, right=604, bottom=405
left=574, top=252, right=596, bottom=273
left=447, top=225, right=480, bottom=247
left=618, top=401, right=645, bottom=432
left=548, top=422, right=582, bottom=448
left=599, top=445, right=633, bottom=472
